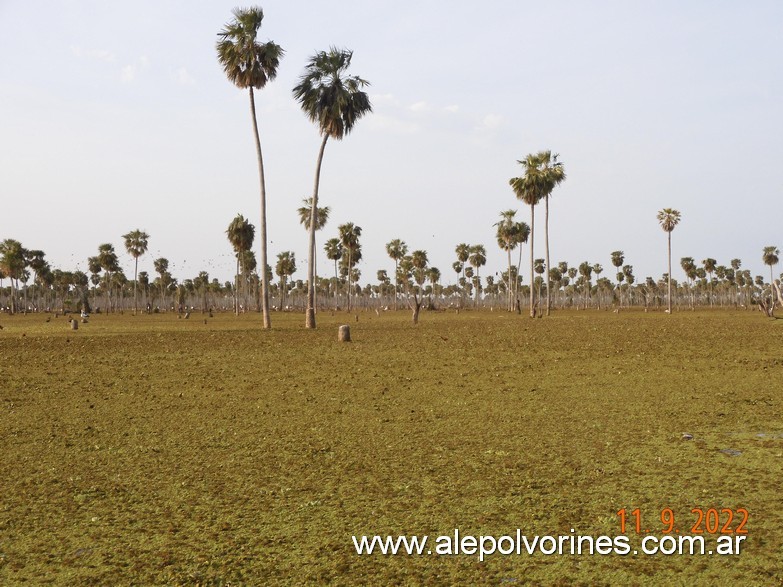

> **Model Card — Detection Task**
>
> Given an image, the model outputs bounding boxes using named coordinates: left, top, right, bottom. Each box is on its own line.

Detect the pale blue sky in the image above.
left=2, top=1, right=781, bottom=285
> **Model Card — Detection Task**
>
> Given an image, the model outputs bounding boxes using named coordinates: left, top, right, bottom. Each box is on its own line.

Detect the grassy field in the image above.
left=1, top=309, right=782, bottom=585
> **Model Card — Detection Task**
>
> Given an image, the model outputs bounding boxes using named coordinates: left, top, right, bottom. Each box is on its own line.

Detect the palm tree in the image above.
left=217, top=7, right=283, bottom=329
left=455, top=243, right=470, bottom=307
left=97, top=243, right=119, bottom=312
left=297, top=197, right=330, bottom=310
left=226, top=214, right=256, bottom=314
left=610, top=251, right=624, bottom=309
left=762, top=246, right=779, bottom=304
left=275, top=251, right=297, bottom=310
left=510, top=152, right=563, bottom=317
left=293, top=47, right=372, bottom=329
left=509, top=151, right=565, bottom=317
left=409, top=249, right=429, bottom=324
left=386, top=239, right=408, bottom=311
left=468, top=244, right=487, bottom=307
left=657, top=208, right=681, bottom=313
left=702, top=257, right=717, bottom=306
left=153, top=257, right=170, bottom=310
left=338, top=223, right=362, bottom=311
left=324, top=237, right=343, bottom=307
left=0, top=239, right=26, bottom=314
left=122, top=229, right=149, bottom=314
left=495, top=210, right=530, bottom=311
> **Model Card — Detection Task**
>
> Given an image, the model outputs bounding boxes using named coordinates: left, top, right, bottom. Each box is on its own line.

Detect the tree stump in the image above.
left=70, top=319, right=78, bottom=330
left=338, top=324, right=351, bottom=342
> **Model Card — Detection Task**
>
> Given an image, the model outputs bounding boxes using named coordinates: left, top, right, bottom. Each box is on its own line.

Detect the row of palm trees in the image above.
left=1, top=230, right=780, bottom=316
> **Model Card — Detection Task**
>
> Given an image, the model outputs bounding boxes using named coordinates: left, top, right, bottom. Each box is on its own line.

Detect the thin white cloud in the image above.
left=409, top=101, right=430, bottom=113
left=477, top=113, right=503, bottom=131
left=121, top=64, right=137, bottom=84
left=120, top=56, right=149, bottom=84
left=71, top=45, right=115, bottom=62
left=444, top=105, right=459, bottom=113
left=176, top=67, right=195, bottom=85
left=366, top=114, right=420, bottom=135
left=370, top=93, right=399, bottom=106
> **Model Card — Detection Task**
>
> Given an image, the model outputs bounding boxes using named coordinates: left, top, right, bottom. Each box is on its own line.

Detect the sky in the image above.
left=2, top=0, right=781, bottom=287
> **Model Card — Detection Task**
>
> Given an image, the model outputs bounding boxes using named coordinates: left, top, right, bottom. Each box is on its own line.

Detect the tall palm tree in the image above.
left=297, top=197, right=330, bottom=309
left=657, top=208, right=681, bottom=313
left=495, top=210, right=530, bottom=311
left=226, top=214, right=256, bottom=314
left=153, top=257, right=170, bottom=310
left=338, top=223, right=362, bottom=311
left=610, top=250, right=624, bottom=308
left=97, top=243, right=119, bottom=312
left=409, top=249, right=429, bottom=324
left=468, top=244, right=487, bottom=307
left=122, top=229, right=149, bottom=314
left=762, top=246, right=779, bottom=297
left=455, top=243, right=470, bottom=307
left=385, top=239, right=408, bottom=311
left=680, top=256, right=697, bottom=309
left=702, top=257, right=717, bottom=306
left=217, top=7, right=283, bottom=329
left=0, top=239, right=26, bottom=314
left=510, top=151, right=565, bottom=317
left=275, top=251, right=297, bottom=310
left=293, top=47, right=372, bottom=329
left=324, top=237, right=343, bottom=307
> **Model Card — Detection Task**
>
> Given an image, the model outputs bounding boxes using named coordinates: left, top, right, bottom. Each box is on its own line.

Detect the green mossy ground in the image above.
left=1, top=310, right=781, bottom=585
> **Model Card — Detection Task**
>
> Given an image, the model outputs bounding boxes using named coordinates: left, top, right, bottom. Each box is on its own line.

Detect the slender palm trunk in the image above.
left=306, top=133, right=329, bottom=329
left=234, top=257, right=240, bottom=315
left=249, top=88, right=271, bottom=329
left=347, top=248, right=353, bottom=311
left=312, top=237, right=318, bottom=313
left=545, top=195, right=552, bottom=316
left=133, top=257, right=139, bottom=315
left=529, top=202, right=535, bottom=318
left=507, top=248, right=513, bottom=311
left=394, top=260, right=399, bottom=311
left=333, top=258, right=339, bottom=310
left=667, top=232, right=673, bottom=313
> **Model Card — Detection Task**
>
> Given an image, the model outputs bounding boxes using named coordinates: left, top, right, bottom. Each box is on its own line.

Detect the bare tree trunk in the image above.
left=306, top=134, right=329, bottom=329
left=249, top=88, right=271, bottom=329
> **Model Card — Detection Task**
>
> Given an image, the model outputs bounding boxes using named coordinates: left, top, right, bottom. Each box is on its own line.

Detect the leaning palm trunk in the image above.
left=249, top=88, right=271, bottom=329
left=306, top=134, right=329, bottom=329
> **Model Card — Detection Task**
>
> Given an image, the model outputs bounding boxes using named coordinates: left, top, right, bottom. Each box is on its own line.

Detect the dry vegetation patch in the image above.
left=1, top=310, right=782, bottom=585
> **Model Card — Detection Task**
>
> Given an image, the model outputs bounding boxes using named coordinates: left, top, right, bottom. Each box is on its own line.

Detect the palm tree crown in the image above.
left=292, top=48, right=372, bottom=141
left=216, top=7, right=283, bottom=91
left=657, top=208, right=681, bottom=232
left=297, top=197, right=330, bottom=231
